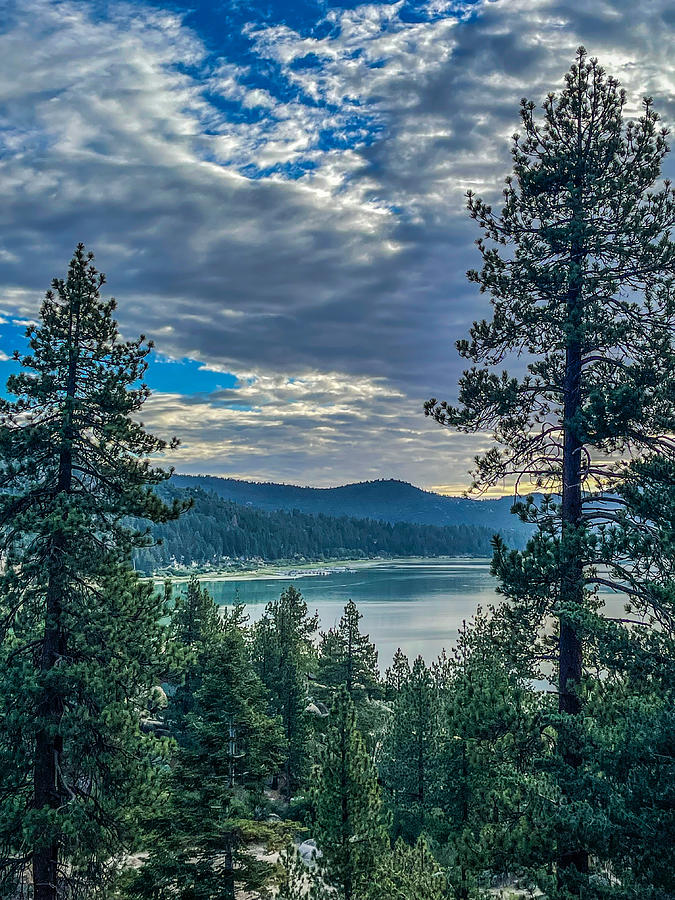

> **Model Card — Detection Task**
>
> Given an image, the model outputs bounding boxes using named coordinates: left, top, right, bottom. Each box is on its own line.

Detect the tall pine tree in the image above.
left=122, top=612, right=287, bottom=900
left=0, top=245, right=183, bottom=898
left=317, top=600, right=380, bottom=702
left=164, top=575, right=225, bottom=740
left=251, top=585, right=318, bottom=800
left=426, top=49, right=675, bottom=893
left=380, top=654, right=447, bottom=843
left=312, top=688, right=387, bottom=900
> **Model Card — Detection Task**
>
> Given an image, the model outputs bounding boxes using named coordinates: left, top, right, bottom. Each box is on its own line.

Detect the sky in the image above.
left=0, top=0, right=674, bottom=492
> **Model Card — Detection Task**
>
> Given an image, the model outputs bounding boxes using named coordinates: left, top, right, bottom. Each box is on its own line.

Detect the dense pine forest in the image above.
left=133, top=485, right=524, bottom=572
left=168, top=475, right=528, bottom=531
left=0, top=49, right=674, bottom=900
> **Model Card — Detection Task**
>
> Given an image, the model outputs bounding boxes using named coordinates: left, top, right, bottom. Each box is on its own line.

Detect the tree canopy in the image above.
left=0, top=245, right=184, bottom=898
left=426, top=47, right=675, bottom=895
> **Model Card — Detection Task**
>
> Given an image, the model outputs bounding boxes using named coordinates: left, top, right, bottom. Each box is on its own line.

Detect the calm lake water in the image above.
left=188, top=558, right=625, bottom=667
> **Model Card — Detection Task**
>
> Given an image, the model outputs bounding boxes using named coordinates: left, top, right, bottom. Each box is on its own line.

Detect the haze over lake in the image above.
left=190, top=559, right=625, bottom=666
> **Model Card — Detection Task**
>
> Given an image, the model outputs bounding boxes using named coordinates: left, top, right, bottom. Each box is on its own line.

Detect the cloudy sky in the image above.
left=0, top=0, right=673, bottom=491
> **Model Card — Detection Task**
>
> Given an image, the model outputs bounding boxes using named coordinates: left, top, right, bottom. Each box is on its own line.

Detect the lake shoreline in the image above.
left=148, top=555, right=483, bottom=585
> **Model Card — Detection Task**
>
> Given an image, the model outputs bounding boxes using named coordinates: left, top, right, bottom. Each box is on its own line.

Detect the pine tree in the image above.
left=251, top=585, right=319, bottom=800
left=368, top=836, right=448, bottom=900
left=317, top=599, right=380, bottom=702
left=380, top=654, right=445, bottom=843
left=122, top=615, right=287, bottom=899
left=172, top=575, right=224, bottom=651
left=0, top=245, right=183, bottom=899
left=384, top=647, right=410, bottom=699
left=165, top=576, right=224, bottom=739
left=426, top=49, right=675, bottom=893
left=440, top=614, right=547, bottom=899
left=312, top=688, right=387, bottom=900
left=276, top=845, right=320, bottom=900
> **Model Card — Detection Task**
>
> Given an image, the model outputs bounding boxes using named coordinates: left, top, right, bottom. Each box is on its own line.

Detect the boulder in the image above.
left=298, top=839, right=322, bottom=866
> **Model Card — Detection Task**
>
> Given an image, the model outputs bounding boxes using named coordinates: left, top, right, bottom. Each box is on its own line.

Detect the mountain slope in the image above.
left=134, top=487, right=523, bottom=573
left=170, top=475, right=527, bottom=532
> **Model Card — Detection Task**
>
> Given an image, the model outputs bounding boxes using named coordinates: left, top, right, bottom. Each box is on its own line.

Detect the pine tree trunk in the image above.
left=346, top=626, right=353, bottom=697
left=341, top=718, right=352, bottom=900
left=33, top=543, right=68, bottom=900
left=33, top=314, right=78, bottom=899
left=33, top=574, right=63, bottom=900
left=284, top=677, right=292, bottom=802
left=560, top=334, right=583, bottom=720
left=284, top=756, right=291, bottom=802
left=223, top=839, right=236, bottom=900
left=417, top=724, right=424, bottom=821
left=558, top=240, right=589, bottom=883
left=557, top=86, right=589, bottom=882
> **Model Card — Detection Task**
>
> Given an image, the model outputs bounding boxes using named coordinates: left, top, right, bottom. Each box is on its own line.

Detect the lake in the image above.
left=188, top=558, right=627, bottom=667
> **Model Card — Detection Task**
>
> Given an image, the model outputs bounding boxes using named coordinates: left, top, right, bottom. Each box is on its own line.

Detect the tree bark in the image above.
left=560, top=329, right=583, bottom=720
left=223, top=839, right=236, bottom=900
left=558, top=334, right=588, bottom=883
left=417, top=720, right=425, bottom=828
left=346, top=620, right=353, bottom=697
left=556, top=77, right=590, bottom=884
left=33, top=304, right=79, bottom=900
left=33, top=576, right=64, bottom=900
left=284, top=675, right=293, bottom=802
left=558, top=219, right=589, bottom=884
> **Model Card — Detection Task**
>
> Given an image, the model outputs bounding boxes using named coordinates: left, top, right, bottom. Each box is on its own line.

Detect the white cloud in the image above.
left=0, top=0, right=673, bottom=487
left=142, top=372, right=487, bottom=489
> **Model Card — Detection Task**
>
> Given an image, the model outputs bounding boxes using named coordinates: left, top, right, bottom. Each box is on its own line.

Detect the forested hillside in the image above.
left=133, top=485, right=518, bottom=573
left=170, top=474, right=527, bottom=530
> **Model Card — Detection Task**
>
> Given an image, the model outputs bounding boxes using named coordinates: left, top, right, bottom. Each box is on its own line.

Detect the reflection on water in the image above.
left=191, top=558, right=627, bottom=668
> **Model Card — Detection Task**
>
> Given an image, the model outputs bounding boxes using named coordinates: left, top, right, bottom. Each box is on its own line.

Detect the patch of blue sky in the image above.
left=197, top=57, right=345, bottom=134
left=128, top=0, right=478, bottom=67
left=145, top=353, right=238, bottom=395
left=287, top=51, right=332, bottom=73
left=0, top=319, right=238, bottom=399
left=0, top=358, right=19, bottom=398
left=0, top=318, right=31, bottom=353
left=237, top=115, right=381, bottom=178
left=141, top=0, right=366, bottom=48
left=129, top=0, right=383, bottom=108
left=135, top=0, right=474, bottom=185
left=239, top=158, right=319, bottom=179
left=212, top=59, right=312, bottom=108
left=398, top=0, right=477, bottom=24
left=0, top=320, right=29, bottom=398
left=208, top=90, right=383, bottom=178
left=0, top=124, right=52, bottom=157
left=199, top=93, right=270, bottom=127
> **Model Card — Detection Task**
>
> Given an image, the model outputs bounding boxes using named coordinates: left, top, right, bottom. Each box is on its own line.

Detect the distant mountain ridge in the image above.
left=170, top=475, right=528, bottom=534
left=134, top=486, right=521, bottom=573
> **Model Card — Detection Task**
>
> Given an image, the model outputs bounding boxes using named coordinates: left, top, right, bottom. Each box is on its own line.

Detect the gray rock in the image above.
left=298, top=839, right=322, bottom=866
